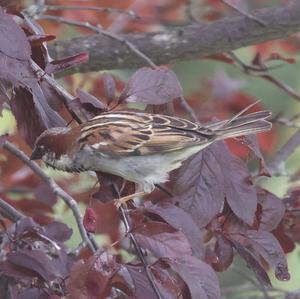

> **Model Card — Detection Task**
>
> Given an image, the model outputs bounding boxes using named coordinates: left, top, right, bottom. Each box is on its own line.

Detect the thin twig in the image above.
left=178, top=96, right=199, bottom=123
left=185, top=0, right=197, bottom=23
left=0, top=197, right=25, bottom=222
left=228, top=52, right=300, bottom=104
left=2, top=141, right=97, bottom=253
left=271, top=114, right=300, bottom=128
left=260, top=74, right=300, bottom=102
left=119, top=206, right=164, bottom=299
left=268, top=128, right=300, bottom=175
left=112, top=184, right=163, bottom=299
left=221, top=0, right=267, bottom=26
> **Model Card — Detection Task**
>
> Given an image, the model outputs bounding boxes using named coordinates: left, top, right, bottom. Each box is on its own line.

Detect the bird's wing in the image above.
left=78, top=111, right=213, bottom=156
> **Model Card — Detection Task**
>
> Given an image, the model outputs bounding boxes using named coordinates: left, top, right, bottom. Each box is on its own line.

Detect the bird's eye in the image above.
left=30, top=145, right=46, bottom=160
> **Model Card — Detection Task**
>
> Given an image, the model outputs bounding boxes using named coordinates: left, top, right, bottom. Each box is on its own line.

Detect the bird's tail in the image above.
left=206, top=110, right=272, bottom=140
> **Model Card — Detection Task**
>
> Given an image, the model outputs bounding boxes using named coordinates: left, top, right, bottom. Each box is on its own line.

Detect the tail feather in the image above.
left=207, top=111, right=272, bottom=140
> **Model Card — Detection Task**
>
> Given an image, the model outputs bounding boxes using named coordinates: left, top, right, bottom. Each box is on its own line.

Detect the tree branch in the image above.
left=0, top=197, right=25, bottom=222
left=2, top=141, right=98, bottom=253
left=48, top=2, right=300, bottom=72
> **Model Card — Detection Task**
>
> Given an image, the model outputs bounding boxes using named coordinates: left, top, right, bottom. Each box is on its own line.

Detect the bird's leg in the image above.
left=114, top=191, right=146, bottom=208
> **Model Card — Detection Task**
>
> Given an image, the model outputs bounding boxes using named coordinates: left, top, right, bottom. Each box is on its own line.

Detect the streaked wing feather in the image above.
left=78, top=111, right=210, bottom=156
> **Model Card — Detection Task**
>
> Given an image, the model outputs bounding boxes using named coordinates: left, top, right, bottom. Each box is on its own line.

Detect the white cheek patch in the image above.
left=43, top=153, right=74, bottom=171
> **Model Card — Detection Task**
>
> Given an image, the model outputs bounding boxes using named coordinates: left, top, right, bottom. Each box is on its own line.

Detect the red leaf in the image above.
left=92, top=201, right=121, bottom=243
left=67, top=252, right=118, bottom=299
left=245, top=230, right=290, bottom=281
left=83, top=207, right=97, bottom=233
left=120, top=67, right=183, bottom=105
left=45, top=52, right=89, bottom=74
left=212, top=235, right=233, bottom=272
left=28, top=34, right=56, bottom=46
left=265, top=52, right=296, bottom=64
left=272, top=225, right=295, bottom=254
left=164, top=256, right=221, bottom=299
left=134, top=220, right=192, bottom=258
left=144, top=201, right=204, bottom=258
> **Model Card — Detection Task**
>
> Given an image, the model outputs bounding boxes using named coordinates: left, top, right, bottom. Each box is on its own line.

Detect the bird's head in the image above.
left=30, top=127, right=74, bottom=162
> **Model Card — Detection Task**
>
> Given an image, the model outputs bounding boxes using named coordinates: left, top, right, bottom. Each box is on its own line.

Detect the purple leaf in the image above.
left=0, top=53, right=33, bottom=87
left=7, top=249, right=68, bottom=281
left=43, top=221, right=73, bottom=243
left=45, top=52, right=89, bottom=74
left=120, top=67, right=182, bottom=105
left=14, top=217, right=39, bottom=237
left=165, top=256, right=221, bottom=299
left=231, top=239, right=271, bottom=287
left=34, top=182, right=57, bottom=205
left=151, top=261, right=184, bottom=299
left=144, top=201, right=204, bottom=258
left=103, top=73, right=116, bottom=104
left=13, top=288, right=45, bottom=299
left=257, top=188, right=285, bottom=231
left=77, top=88, right=107, bottom=111
left=134, top=221, right=192, bottom=258
left=0, top=10, right=31, bottom=60
left=11, top=87, right=66, bottom=147
left=69, top=89, right=107, bottom=121
left=171, top=142, right=225, bottom=228
left=219, top=141, right=258, bottom=225
left=126, top=265, right=159, bottom=299
left=245, top=230, right=290, bottom=281
left=0, top=260, right=38, bottom=280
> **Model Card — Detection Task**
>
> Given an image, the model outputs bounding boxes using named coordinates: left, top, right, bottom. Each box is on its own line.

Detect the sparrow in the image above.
left=30, top=109, right=272, bottom=206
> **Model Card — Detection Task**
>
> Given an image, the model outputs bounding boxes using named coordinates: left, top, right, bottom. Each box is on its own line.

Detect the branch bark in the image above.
left=48, top=2, right=300, bottom=73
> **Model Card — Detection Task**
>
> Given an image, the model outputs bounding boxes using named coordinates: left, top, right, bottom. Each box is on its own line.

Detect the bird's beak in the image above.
left=30, top=147, right=43, bottom=160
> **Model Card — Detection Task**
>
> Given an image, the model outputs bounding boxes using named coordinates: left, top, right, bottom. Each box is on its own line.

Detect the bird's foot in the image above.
left=114, top=191, right=146, bottom=208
